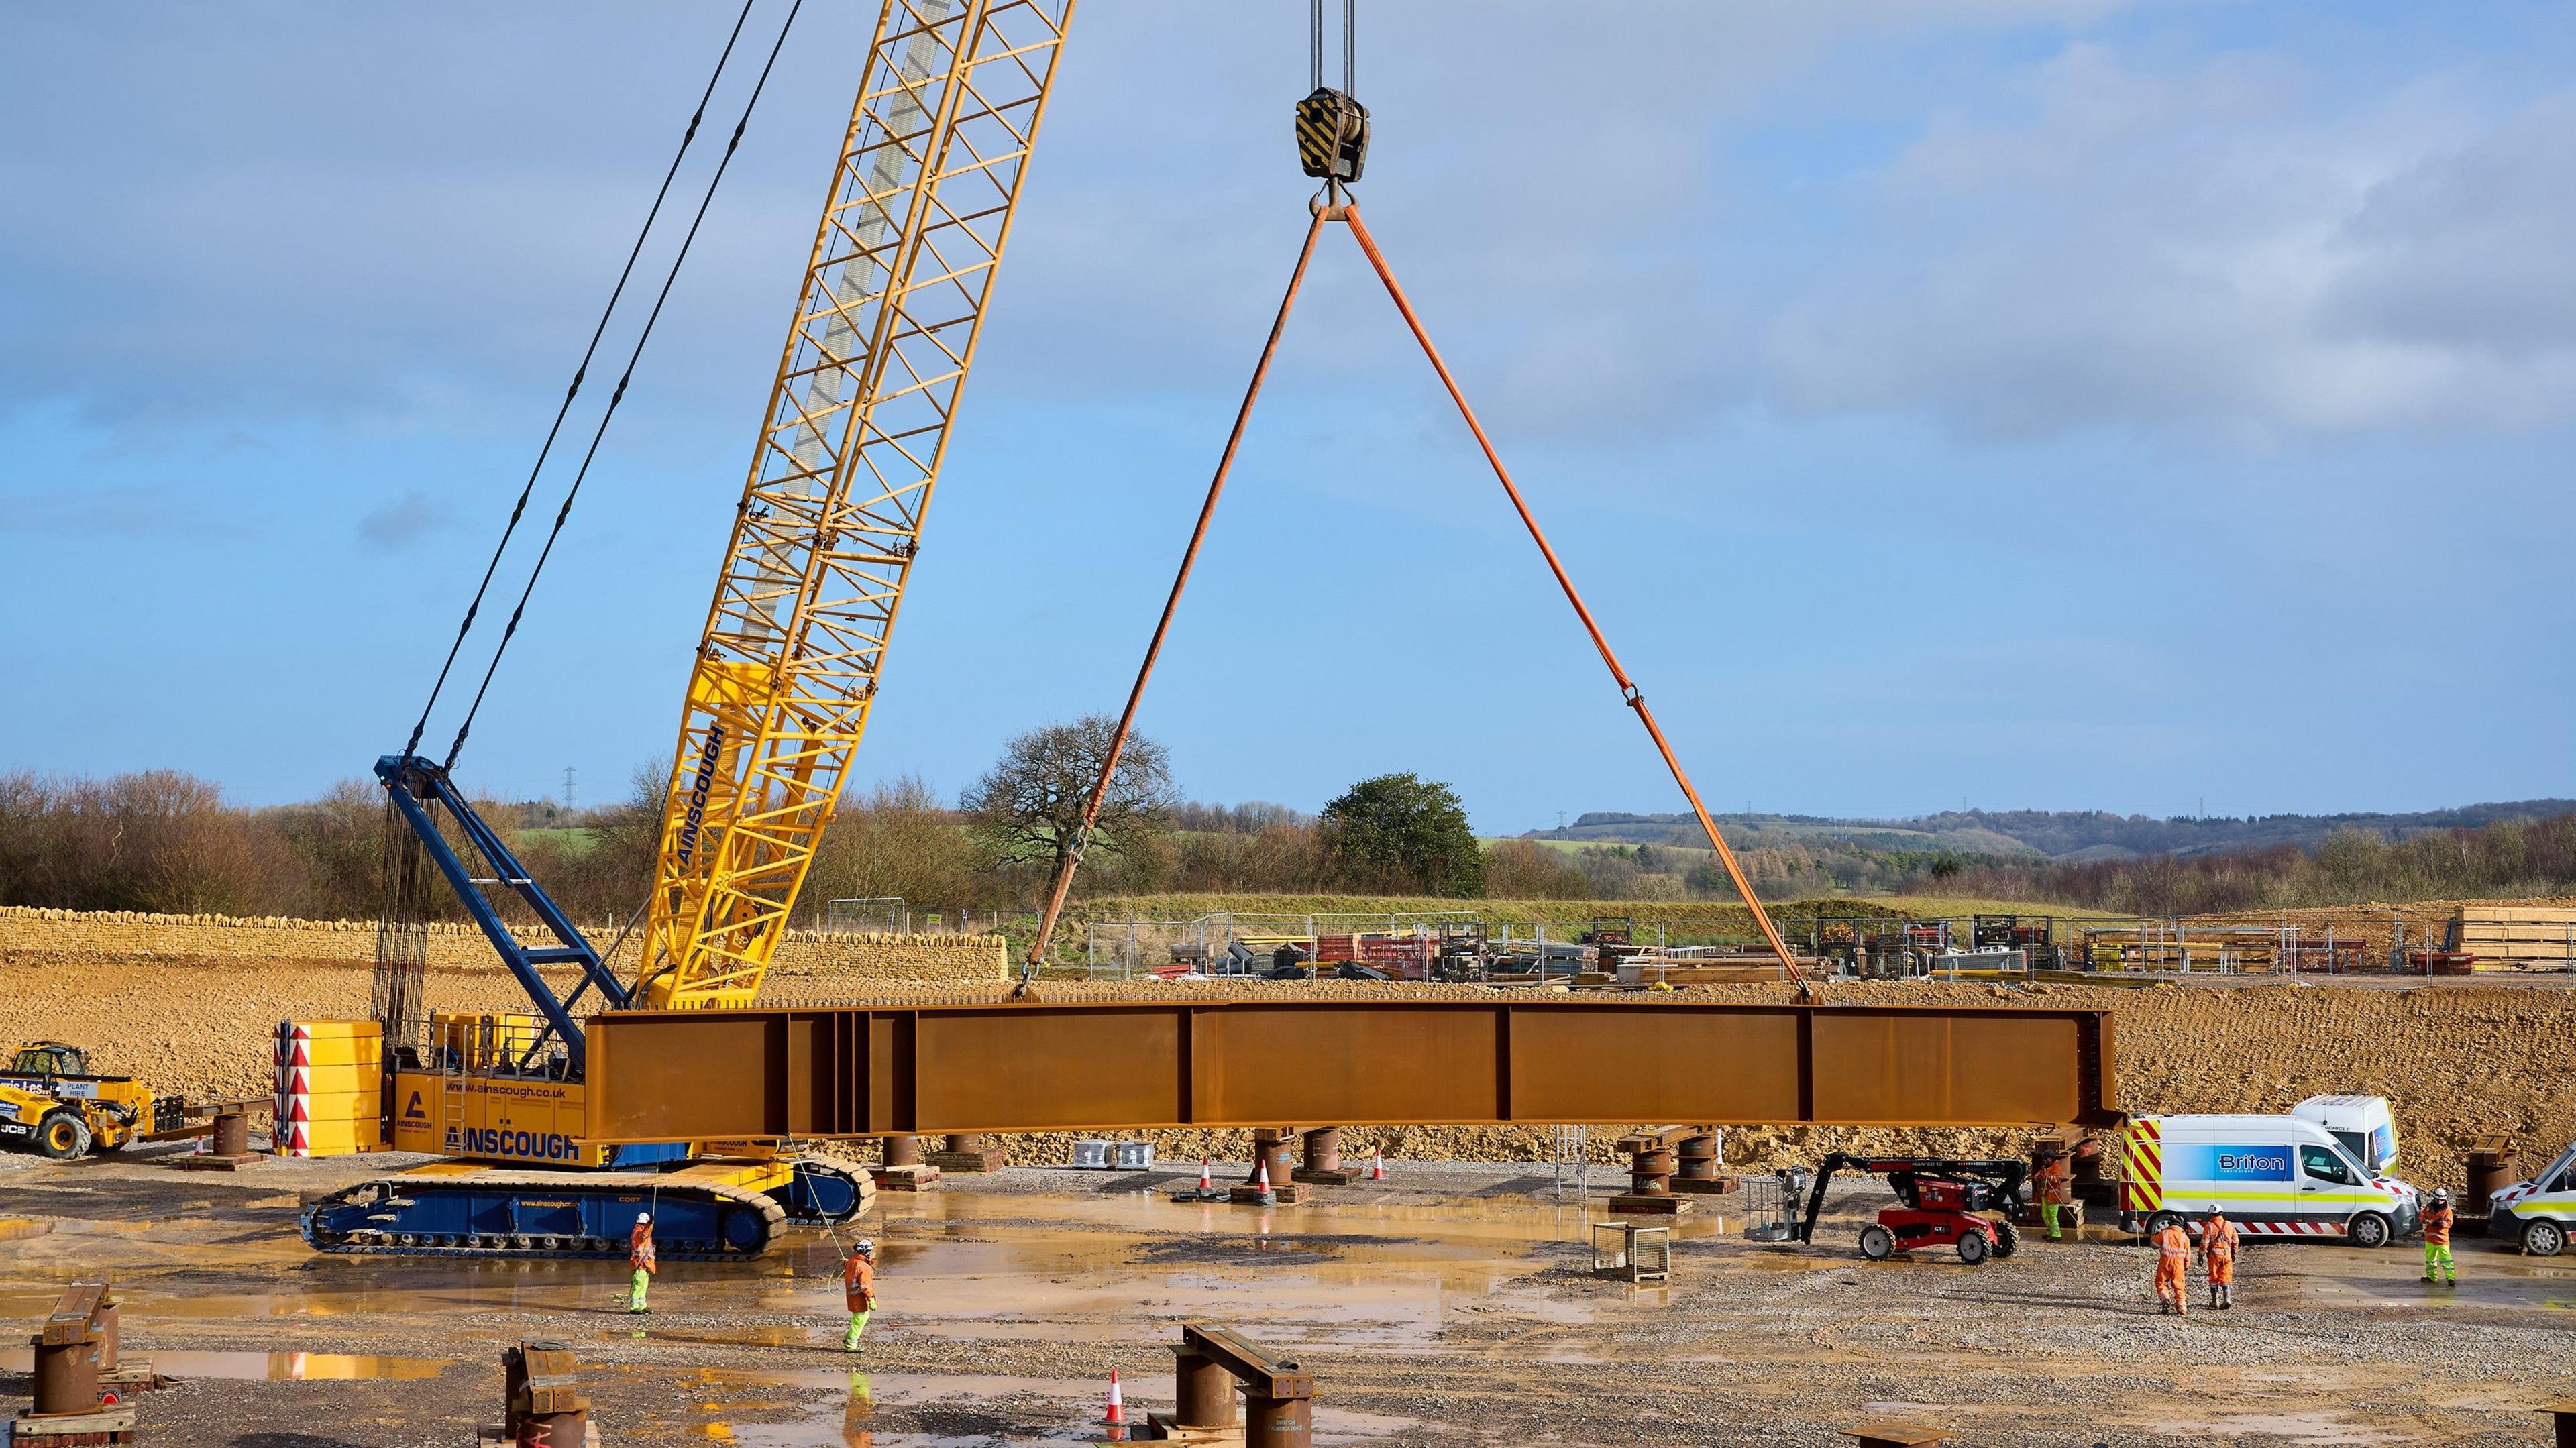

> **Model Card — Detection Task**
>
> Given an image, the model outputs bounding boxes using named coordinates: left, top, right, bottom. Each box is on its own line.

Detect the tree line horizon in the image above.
left=6, top=715, right=2574, bottom=925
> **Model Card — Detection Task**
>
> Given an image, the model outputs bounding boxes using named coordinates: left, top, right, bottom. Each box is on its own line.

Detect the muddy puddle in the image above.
left=0, top=1345, right=447, bottom=1380
left=641, top=1367, right=1421, bottom=1447
left=0, top=1182, right=1709, bottom=1357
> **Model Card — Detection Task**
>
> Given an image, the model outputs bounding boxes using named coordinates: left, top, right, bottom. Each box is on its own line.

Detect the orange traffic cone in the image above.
left=1371, top=1147, right=1385, bottom=1180
left=1103, top=1368, right=1127, bottom=1439
left=1198, top=1158, right=1212, bottom=1193
left=1254, top=1158, right=1276, bottom=1205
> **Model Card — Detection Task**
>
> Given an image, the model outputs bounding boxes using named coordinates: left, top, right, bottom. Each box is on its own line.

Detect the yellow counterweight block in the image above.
left=389, top=1070, right=610, bottom=1168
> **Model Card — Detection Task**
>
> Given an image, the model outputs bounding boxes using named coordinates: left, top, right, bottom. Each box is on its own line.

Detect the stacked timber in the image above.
left=2446, top=907, right=2576, bottom=970
left=273, top=1020, right=382, bottom=1157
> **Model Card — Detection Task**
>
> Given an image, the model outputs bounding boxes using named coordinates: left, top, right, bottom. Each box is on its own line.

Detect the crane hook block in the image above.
left=1295, top=87, right=1369, bottom=183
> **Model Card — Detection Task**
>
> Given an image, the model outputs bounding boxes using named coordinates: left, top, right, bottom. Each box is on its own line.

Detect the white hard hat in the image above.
left=2432, top=1188, right=2450, bottom=1202
left=637, top=1211, right=652, bottom=1223
left=855, top=1237, right=876, bottom=1255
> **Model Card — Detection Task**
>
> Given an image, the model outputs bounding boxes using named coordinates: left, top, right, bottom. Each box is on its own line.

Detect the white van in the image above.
left=2487, top=1138, right=2576, bottom=1255
left=2292, top=1094, right=2400, bottom=1176
left=2119, top=1113, right=2421, bottom=1247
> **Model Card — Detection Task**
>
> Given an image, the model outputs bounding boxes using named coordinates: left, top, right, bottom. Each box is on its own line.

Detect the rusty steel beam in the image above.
left=583, top=1000, right=2115, bottom=1144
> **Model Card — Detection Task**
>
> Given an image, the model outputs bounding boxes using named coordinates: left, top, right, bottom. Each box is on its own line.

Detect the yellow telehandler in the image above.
left=0, top=1042, right=177, bottom=1160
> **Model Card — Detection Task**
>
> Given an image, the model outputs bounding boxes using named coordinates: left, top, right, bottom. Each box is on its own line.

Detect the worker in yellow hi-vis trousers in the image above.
left=841, top=1238, right=877, bottom=1351
left=2421, top=1189, right=2456, bottom=1285
left=628, top=1212, right=657, bottom=1313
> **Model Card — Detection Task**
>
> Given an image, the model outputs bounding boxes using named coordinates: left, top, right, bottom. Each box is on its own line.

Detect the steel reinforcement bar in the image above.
left=583, top=1000, right=2115, bottom=1142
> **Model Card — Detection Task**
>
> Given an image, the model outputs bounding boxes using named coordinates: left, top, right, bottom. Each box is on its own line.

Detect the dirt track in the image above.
left=5, top=952, right=2575, bottom=1188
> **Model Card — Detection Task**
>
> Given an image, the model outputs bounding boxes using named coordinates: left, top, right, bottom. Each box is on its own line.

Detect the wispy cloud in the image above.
left=356, top=490, right=452, bottom=550
left=1765, top=48, right=2576, bottom=439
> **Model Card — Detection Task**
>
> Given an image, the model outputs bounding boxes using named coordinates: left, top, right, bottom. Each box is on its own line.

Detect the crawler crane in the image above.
left=302, top=0, right=1074, bottom=1259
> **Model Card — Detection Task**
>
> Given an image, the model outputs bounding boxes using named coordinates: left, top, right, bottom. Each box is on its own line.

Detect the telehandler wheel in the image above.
left=1990, top=1217, right=2021, bottom=1258
left=2523, top=1219, right=2567, bottom=1257
left=35, top=1110, right=93, bottom=1160
left=1858, top=1224, right=1895, bottom=1260
left=1956, top=1227, right=1992, bottom=1265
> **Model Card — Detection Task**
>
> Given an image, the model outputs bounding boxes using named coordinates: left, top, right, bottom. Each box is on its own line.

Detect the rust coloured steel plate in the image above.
left=582, top=999, right=2115, bottom=1142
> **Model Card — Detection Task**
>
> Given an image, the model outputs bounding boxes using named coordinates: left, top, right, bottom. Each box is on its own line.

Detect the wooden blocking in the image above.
left=930, top=1135, right=1006, bottom=1173
left=504, top=1340, right=587, bottom=1445
left=8, top=1404, right=137, bottom=1447
left=1289, top=1165, right=1360, bottom=1186
left=1607, top=1192, right=1689, bottom=1216
left=1668, top=1174, right=1740, bottom=1196
left=872, top=1163, right=942, bottom=1192
left=40, top=1286, right=105, bottom=1347
left=926, top=1148, right=1005, bottom=1173
left=1140, top=1412, right=1245, bottom=1444
left=2542, top=1404, right=2576, bottom=1448
left=1844, top=1423, right=1945, bottom=1448
left=1227, top=1182, right=1309, bottom=1206
left=92, top=1366, right=161, bottom=1395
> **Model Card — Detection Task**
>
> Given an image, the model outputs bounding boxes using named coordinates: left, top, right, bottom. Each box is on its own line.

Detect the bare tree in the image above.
left=961, top=716, right=1177, bottom=890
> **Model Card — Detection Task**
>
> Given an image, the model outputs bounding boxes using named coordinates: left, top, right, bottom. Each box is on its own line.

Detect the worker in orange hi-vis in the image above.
left=841, top=1237, right=878, bottom=1352
left=2149, top=1217, right=2192, bottom=1315
left=627, top=1211, right=657, bottom=1314
left=2200, top=1209, right=2242, bottom=1311
left=2035, top=1149, right=2074, bottom=1241
left=2421, top=1188, right=2457, bottom=1285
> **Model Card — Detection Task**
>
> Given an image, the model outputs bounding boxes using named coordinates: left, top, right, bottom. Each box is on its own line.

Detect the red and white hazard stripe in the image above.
left=2239, top=1219, right=2345, bottom=1237
left=273, top=1021, right=311, bottom=1158
left=2121, top=1118, right=2163, bottom=1212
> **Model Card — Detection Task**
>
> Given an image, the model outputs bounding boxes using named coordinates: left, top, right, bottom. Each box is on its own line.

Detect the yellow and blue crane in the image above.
left=305, top=0, right=1075, bottom=1259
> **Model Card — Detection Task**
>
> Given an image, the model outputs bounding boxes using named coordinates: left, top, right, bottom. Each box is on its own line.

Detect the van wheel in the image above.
left=2347, top=1212, right=2392, bottom=1249
left=1858, top=1225, right=1894, bottom=1260
left=2525, top=1219, right=2568, bottom=1258
left=2145, top=1211, right=2182, bottom=1238
left=35, top=1111, right=92, bottom=1160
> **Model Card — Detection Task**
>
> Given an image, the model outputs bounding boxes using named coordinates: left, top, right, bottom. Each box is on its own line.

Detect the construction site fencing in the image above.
left=1061, top=907, right=2527, bottom=982
left=821, top=898, right=1030, bottom=938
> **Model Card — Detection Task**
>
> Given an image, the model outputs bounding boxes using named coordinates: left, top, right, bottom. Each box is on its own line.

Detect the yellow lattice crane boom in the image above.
left=637, top=0, right=1075, bottom=1009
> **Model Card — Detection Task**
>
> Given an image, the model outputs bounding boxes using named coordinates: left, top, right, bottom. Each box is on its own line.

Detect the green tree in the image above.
left=1320, top=773, right=1486, bottom=897
left=961, top=715, right=1177, bottom=889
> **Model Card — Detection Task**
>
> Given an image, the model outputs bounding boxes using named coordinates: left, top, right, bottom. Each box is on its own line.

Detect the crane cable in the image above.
left=441, top=0, right=806, bottom=771
left=1016, top=209, right=1332, bottom=995
left=1018, top=0, right=1803, bottom=980
left=404, top=0, right=761, bottom=761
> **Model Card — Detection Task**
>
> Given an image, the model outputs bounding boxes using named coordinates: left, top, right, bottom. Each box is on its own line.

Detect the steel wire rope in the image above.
left=1016, top=207, right=1334, bottom=989
left=443, top=0, right=806, bottom=770
left=1334, top=202, right=1802, bottom=977
left=403, top=0, right=761, bottom=759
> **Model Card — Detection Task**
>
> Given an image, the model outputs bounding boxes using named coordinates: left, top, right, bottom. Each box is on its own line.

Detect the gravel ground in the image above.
left=1, top=1150, right=2572, bottom=1447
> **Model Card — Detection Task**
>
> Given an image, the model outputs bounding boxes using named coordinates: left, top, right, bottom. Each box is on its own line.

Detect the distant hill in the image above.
left=1522, top=801, right=2576, bottom=862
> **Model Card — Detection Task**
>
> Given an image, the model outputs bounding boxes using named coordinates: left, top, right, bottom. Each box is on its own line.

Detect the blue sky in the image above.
left=3, top=2, right=2570, bottom=831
